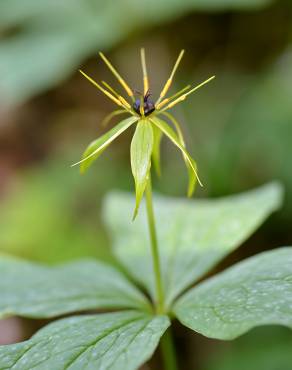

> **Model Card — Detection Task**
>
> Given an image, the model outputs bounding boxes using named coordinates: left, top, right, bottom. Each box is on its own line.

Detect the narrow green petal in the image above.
left=71, top=116, right=137, bottom=173
left=101, top=109, right=127, bottom=127
left=130, top=119, right=154, bottom=219
left=186, top=157, right=197, bottom=196
left=152, top=124, right=163, bottom=177
left=159, top=111, right=196, bottom=196
left=150, top=117, right=202, bottom=187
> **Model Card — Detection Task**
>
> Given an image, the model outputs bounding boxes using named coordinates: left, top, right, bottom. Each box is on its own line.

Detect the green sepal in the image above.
left=152, top=123, right=163, bottom=177
left=159, top=111, right=197, bottom=196
left=186, top=157, right=197, bottom=197
left=150, top=116, right=202, bottom=188
left=101, top=109, right=127, bottom=127
left=72, top=116, right=138, bottom=173
left=130, top=119, right=154, bottom=219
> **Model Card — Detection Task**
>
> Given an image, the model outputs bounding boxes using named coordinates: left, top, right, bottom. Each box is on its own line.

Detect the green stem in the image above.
left=145, top=173, right=164, bottom=314
left=145, top=174, right=178, bottom=370
left=160, top=327, right=178, bottom=370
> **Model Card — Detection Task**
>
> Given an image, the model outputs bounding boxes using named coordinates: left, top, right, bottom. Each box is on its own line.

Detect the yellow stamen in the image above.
left=156, top=98, right=169, bottom=111
left=99, top=52, right=134, bottom=100
left=140, top=48, right=149, bottom=95
left=159, top=79, right=172, bottom=100
left=143, top=77, right=149, bottom=95
left=156, top=49, right=185, bottom=105
left=160, top=76, right=215, bottom=112
left=163, top=95, right=186, bottom=110
left=101, top=80, right=132, bottom=112
left=118, top=96, right=131, bottom=109
left=101, top=81, right=120, bottom=98
left=156, top=85, right=191, bottom=110
left=79, top=70, right=123, bottom=107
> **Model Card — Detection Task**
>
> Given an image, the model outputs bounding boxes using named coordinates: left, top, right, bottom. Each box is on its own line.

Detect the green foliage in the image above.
left=0, top=157, right=121, bottom=263
left=174, top=247, right=292, bottom=339
left=0, top=256, right=149, bottom=319
left=1, top=1, right=290, bottom=367
left=0, top=311, right=169, bottom=370
left=130, top=120, right=154, bottom=218
left=0, top=182, right=290, bottom=369
left=0, top=0, right=274, bottom=107
left=104, top=182, right=282, bottom=306
left=204, top=54, right=292, bottom=218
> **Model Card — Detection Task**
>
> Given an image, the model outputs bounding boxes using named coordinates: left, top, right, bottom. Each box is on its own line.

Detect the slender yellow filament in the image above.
left=160, top=76, right=215, bottom=112
left=101, top=81, right=120, bottom=98
left=79, top=70, right=123, bottom=107
left=101, top=81, right=131, bottom=109
left=156, top=50, right=185, bottom=105
left=140, top=48, right=149, bottom=95
left=156, top=85, right=191, bottom=110
left=118, top=96, right=131, bottom=109
left=99, top=52, right=134, bottom=100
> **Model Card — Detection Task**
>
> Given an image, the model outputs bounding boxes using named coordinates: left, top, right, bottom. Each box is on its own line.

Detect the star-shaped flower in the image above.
left=72, top=49, right=215, bottom=218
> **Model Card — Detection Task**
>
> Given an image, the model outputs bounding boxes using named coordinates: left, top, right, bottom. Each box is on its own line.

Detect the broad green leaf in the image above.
left=130, top=119, right=154, bottom=219
left=0, top=310, right=170, bottom=370
left=150, top=117, right=201, bottom=186
left=73, top=116, right=137, bottom=173
left=104, top=182, right=283, bottom=307
left=152, top=123, right=163, bottom=176
left=174, top=247, right=292, bottom=340
left=0, top=256, right=149, bottom=319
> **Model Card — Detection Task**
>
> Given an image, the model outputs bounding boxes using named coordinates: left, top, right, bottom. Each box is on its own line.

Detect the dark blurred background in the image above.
left=0, top=0, right=292, bottom=369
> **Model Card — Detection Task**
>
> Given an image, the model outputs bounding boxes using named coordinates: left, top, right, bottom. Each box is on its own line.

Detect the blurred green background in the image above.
left=0, top=0, right=292, bottom=368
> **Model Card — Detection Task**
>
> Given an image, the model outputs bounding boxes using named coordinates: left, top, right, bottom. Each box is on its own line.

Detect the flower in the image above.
left=72, top=49, right=215, bottom=218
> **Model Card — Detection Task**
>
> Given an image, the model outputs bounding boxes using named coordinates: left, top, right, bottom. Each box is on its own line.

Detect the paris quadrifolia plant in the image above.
left=72, top=49, right=214, bottom=219
left=0, top=50, right=291, bottom=370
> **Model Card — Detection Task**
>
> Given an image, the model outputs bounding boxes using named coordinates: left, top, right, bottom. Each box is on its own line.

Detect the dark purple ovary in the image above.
left=133, top=93, right=155, bottom=116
